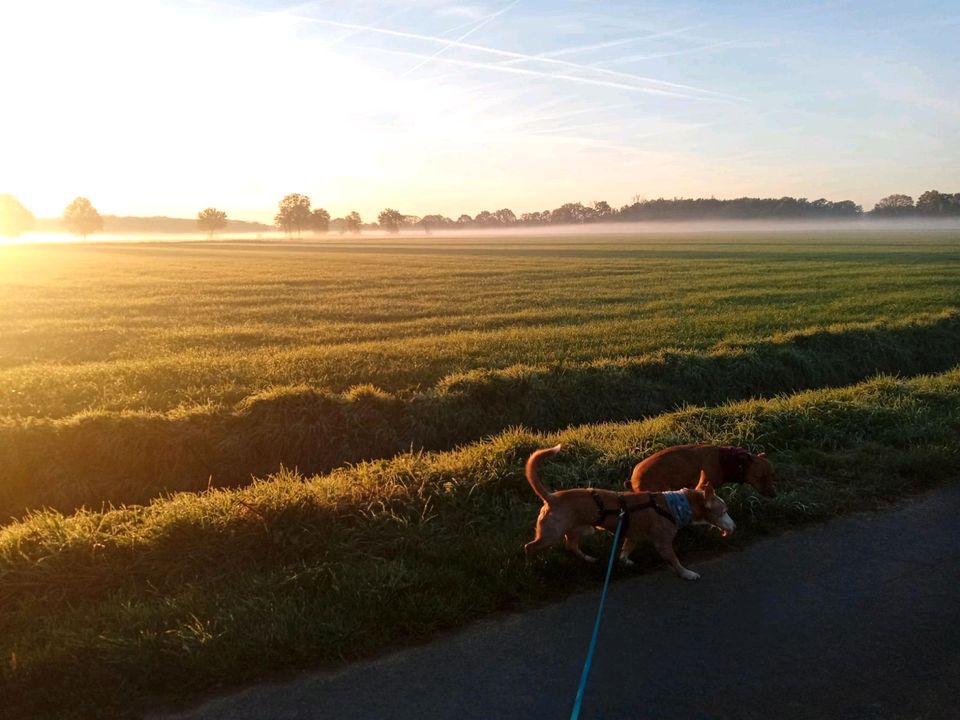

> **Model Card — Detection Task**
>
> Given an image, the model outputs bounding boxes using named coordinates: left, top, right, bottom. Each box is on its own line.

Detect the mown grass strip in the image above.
left=3, top=310, right=960, bottom=519
left=2, top=369, right=959, bottom=718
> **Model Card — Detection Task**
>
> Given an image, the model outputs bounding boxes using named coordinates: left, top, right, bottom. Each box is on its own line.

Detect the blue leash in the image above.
left=569, top=508, right=625, bottom=720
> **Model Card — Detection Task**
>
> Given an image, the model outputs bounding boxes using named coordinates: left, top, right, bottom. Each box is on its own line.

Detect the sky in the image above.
left=1, top=0, right=958, bottom=223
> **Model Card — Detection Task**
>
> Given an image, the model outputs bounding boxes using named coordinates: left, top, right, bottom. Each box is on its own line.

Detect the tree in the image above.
left=310, top=208, right=330, bottom=234
left=916, top=190, right=960, bottom=216
left=493, top=208, right=516, bottom=225
left=593, top=200, right=613, bottom=218
left=0, top=194, right=35, bottom=238
left=420, top=214, right=449, bottom=234
left=550, top=202, right=593, bottom=224
left=872, top=194, right=914, bottom=216
left=197, top=208, right=227, bottom=237
left=474, top=210, right=496, bottom=227
left=345, top=211, right=362, bottom=235
left=378, top=209, right=404, bottom=234
left=63, top=197, right=103, bottom=238
left=455, top=214, right=473, bottom=226
left=275, top=193, right=312, bottom=236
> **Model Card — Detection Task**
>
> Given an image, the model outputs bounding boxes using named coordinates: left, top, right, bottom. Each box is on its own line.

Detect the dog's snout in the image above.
left=718, top=512, right=736, bottom=536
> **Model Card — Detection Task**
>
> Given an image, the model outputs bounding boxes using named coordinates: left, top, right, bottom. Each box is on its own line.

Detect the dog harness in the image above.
left=588, top=490, right=679, bottom=528
left=718, top=446, right=752, bottom=483
left=662, top=491, right=693, bottom=528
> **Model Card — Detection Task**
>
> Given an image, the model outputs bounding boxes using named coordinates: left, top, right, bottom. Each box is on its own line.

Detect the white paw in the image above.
left=620, top=557, right=635, bottom=567
left=680, top=570, right=701, bottom=581
left=583, top=555, right=597, bottom=563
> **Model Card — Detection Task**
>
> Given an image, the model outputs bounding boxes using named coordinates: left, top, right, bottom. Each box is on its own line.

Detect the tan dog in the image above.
left=524, top=445, right=735, bottom=581
left=627, top=444, right=775, bottom=497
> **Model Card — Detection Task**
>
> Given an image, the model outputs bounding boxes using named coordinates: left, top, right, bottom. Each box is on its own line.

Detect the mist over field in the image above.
left=6, top=218, right=960, bottom=245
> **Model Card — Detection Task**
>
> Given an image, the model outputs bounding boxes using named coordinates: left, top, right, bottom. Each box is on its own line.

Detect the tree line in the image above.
left=2, top=190, right=959, bottom=239
left=270, top=190, right=960, bottom=235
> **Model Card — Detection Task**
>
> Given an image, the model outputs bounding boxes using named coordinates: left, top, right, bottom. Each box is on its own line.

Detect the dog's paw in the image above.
left=680, top=570, right=701, bottom=581
left=619, top=557, right=635, bottom=567
left=582, top=554, right=597, bottom=563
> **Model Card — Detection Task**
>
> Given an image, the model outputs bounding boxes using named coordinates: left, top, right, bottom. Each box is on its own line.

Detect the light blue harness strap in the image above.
left=663, top=490, right=693, bottom=528
left=570, top=508, right=625, bottom=720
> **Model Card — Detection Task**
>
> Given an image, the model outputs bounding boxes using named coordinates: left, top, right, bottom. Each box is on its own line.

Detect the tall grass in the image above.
left=2, top=369, right=959, bottom=718
left=3, top=311, right=960, bottom=519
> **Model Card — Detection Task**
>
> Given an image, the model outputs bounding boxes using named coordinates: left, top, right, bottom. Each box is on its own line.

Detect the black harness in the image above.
left=588, top=490, right=679, bottom=564
left=589, top=490, right=677, bottom=528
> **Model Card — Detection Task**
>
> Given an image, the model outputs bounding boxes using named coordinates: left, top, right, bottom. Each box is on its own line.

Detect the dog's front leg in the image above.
left=654, top=540, right=700, bottom=581
left=619, top=537, right=636, bottom=566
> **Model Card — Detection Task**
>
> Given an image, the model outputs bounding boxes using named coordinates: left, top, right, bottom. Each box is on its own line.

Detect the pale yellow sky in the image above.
left=2, top=0, right=958, bottom=223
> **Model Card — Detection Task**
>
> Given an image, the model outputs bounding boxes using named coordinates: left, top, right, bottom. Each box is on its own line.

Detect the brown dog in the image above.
left=627, top=444, right=775, bottom=497
left=524, top=445, right=735, bottom=580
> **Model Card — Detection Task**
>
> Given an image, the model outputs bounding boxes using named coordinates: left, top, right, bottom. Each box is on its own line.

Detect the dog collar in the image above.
left=719, top=446, right=751, bottom=483
left=663, top=491, right=693, bottom=528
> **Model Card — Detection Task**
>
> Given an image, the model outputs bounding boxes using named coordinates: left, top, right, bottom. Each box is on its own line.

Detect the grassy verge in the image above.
left=3, top=310, right=960, bottom=519
left=2, top=369, right=959, bottom=718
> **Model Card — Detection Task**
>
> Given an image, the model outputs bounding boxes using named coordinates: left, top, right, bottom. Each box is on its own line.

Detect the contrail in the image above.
left=402, top=0, right=521, bottom=77
left=496, top=25, right=701, bottom=65
left=359, top=46, right=731, bottom=101
left=201, top=1, right=743, bottom=100
left=596, top=41, right=738, bottom=66
left=281, top=14, right=736, bottom=99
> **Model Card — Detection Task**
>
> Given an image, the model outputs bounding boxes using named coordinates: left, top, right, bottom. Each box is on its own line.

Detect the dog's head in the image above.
left=744, top=452, right=776, bottom=498
left=691, top=471, right=736, bottom=537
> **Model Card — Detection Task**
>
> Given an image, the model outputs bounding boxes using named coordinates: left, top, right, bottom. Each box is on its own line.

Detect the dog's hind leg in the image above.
left=524, top=508, right=564, bottom=556
left=618, top=538, right=637, bottom=566
left=564, top=526, right=596, bottom=563
left=654, top=541, right=700, bottom=581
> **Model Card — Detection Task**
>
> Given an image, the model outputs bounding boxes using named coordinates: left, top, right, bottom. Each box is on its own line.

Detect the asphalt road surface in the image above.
left=157, top=484, right=960, bottom=720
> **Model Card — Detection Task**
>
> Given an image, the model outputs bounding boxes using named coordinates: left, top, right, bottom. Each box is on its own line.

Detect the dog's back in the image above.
left=628, top=444, right=720, bottom=493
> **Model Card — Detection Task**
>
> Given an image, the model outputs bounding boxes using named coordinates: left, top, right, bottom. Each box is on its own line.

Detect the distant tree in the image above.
left=310, top=208, right=331, bottom=234
left=493, top=208, right=516, bottom=225
left=872, top=194, right=915, bottom=216
left=378, top=208, right=404, bottom=234
left=0, top=194, right=36, bottom=238
left=550, top=202, right=593, bottom=224
left=197, top=208, right=227, bottom=237
left=420, top=214, right=449, bottom=234
left=474, top=210, right=496, bottom=227
left=345, top=211, right=362, bottom=235
left=63, top=197, right=103, bottom=238
left=916, top=190, right=960, bottom=216
left=455, top=214, right=473, bottom=226
left=275, top=193, right=312, bottom=236
left=593, top=200, right=613, bottom=218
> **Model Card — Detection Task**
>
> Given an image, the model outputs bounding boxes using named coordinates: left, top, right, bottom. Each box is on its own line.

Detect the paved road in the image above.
left=158, top=485, right=960, bottom=720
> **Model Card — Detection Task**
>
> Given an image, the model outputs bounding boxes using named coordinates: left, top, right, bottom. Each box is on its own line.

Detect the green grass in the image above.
left=3, top=309, right=960, bottom=519
left=2, top=369, right=960, bottom=719
left=1, top=230, right=959, bottom=519
left=2, top=230, right=959, bottom=418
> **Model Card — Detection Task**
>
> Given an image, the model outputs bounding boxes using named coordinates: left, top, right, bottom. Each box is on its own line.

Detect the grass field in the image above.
left=1, top=228, right=960, bottom=718
left=3, top=230, right=959, bottom=418
left=2, top=229, right=960, bottom=520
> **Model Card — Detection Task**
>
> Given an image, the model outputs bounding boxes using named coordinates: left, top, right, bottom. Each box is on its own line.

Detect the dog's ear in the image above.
left=695, top=470, right=714, bottom=495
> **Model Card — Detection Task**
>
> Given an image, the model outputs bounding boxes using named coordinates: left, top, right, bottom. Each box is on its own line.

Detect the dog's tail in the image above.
left=526, top=445, right=562, bottom=505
